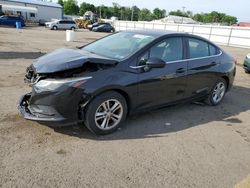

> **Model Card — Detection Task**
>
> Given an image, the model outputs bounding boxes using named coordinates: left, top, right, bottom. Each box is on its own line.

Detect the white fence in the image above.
left=114, top=21, right=250, bottom=49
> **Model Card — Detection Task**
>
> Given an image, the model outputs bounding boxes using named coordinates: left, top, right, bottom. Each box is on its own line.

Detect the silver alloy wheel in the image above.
left=212, top=82, right=226, bottom=104
left=94, top=99, right=123, bottom=130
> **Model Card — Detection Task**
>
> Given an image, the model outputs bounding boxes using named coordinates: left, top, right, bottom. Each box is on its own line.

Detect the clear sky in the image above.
left=74, top=0, right=250, bottom=22
left=53, top=0, right=250, bottom=22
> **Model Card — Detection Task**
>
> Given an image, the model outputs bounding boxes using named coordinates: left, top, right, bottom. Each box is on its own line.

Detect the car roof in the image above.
left=59, top=19, right=74, bottom=21
left=122, top=30, right=183, bottom=38
left=121, top=30, right=218, bottom=45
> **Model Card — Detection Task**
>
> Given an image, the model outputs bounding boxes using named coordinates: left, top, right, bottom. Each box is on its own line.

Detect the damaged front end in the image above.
left=18, top=48, right=117, bottom=126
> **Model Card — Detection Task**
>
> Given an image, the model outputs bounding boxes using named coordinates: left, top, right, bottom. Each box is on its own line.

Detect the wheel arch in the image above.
left=79, top=87, right=131, bottom=121
left=221, top=75, right=229, bottom=91
left=94, top=88, right=131, bottom=114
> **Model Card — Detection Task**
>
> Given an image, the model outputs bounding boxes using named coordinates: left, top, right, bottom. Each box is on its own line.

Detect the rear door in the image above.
left=66, top=20, right=74, bottom=29
left=185, top=37, right=221, bottom=97
left=136, top=37, right=188, bottom=110
left=58, top=20, right=66, bottom=29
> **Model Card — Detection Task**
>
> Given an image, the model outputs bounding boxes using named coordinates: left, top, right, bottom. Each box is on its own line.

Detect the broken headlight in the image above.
left=34, top=77, right=92, bottom=92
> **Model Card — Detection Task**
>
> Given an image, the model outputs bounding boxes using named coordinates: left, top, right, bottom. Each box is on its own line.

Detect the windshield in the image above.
left=82, top=32, right=156, bottom=60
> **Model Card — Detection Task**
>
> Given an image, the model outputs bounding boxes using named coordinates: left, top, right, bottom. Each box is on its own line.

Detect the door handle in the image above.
left=210, top=62, right=217, bottom=66
left=176, top=68, right=186, bottom=74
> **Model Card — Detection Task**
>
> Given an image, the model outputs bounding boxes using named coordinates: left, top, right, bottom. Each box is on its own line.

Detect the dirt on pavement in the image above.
left=0, top=27, right=250, bottom=188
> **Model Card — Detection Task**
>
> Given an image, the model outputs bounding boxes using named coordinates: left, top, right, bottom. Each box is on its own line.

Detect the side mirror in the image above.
left=146, top=57, right=166, bottom=69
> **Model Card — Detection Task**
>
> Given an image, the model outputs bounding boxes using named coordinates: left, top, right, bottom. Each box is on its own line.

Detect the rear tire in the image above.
left=245, top=69, right=250, bottom=74
left=71, top=26, right=75, bottom=31
left=84, top=91, right=127, bottom=135
left=205, top=78, right=227, bottom=106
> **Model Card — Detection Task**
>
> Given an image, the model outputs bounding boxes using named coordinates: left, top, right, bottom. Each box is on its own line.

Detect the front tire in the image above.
left=206, top=78, right=227, bottom=106
left=52, top=26, right=57, bottom=30
left=84, top=91, right=127, bottom=135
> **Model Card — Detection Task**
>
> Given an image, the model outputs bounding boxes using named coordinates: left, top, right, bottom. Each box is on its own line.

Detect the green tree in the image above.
left=153, top=8, right=167, bottom=19
left=139, top=8, right=155, bottom=21
left=161, top=9, right=167, bottom=18
left=57, top=0, right=64, bottom=7
left=222, top=16, right=237, bottom=25
left=96, top=5, right=113, bottom=19
left=79, top=2, right=96, bottom=16
left=193, top=13, right=203, bottom=22
left=169, top=9, right=189, bottom=17
left=64, top=0, right=79, bottom=15
left=112, top=2, right=121, bottom=18
left=122, top=7, right=132, bottom=20
left=131, top=6, right=140, bottom=21
left=192, top=11, right=238, bottom=25
left=153, top=8, right=162, bottom=19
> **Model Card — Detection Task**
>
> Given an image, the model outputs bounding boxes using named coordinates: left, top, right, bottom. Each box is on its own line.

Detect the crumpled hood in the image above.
left=33, top=48, right=117, bottom=74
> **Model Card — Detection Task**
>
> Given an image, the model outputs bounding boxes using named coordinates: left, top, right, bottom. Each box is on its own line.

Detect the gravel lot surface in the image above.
left=0, top=27, right=250, bottom=188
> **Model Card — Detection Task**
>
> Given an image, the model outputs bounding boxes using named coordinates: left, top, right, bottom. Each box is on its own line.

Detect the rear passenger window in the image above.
left=188, top=38, right=209, bottom=58
left=209, top=44, right=218, bottom=55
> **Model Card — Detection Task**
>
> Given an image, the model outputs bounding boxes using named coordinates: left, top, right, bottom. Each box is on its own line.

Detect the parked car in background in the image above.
left=243, top=54, right=250, bottom=73
left=88, top=22, right=101, bottom=31
left=92, top=23, right=115, bottom=32
left=45, top=20, right=77, bottom=30
left=38, top=19, right=47, bottom=26
left=18, top=31, right=236, bottom=135
left=0, top=15, right=25, bottom=27
left=88, top=22, right=106, bottom=31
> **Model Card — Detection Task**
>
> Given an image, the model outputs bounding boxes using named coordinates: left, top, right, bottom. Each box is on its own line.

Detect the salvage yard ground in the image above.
left=0, top=27, right=250, bottom=188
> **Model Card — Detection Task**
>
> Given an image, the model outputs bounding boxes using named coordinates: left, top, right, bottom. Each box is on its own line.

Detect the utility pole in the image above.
left=99, top=6, right=101, bottom=18
left=181, top=6, right=186, bottom=24
left=120, top=8, right=123, bottom=20
left=131, top=6, right=134, bottom=21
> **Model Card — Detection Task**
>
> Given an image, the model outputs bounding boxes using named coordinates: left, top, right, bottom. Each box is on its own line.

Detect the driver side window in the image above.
left=138, top=37, right=183, bottom=65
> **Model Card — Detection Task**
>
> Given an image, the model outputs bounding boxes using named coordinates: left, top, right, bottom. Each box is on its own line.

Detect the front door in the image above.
left=136, top=37, right=188, bottom=110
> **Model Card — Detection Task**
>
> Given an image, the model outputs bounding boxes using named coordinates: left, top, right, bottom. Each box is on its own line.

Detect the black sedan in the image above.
left=18, top=31, right=236, bottom=135
left=92, top=23, right=115, bottom=32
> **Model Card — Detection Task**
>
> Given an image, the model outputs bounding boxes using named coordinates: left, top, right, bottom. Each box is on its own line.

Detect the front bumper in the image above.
left=17, top=88, right=85, bottom=127
left=17, top=93, right=71, bottom=126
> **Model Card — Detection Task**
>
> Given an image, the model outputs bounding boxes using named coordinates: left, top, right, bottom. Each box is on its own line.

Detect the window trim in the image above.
left=131, top=50, right=222, bottom=69
left=166, top=50, right=222, bottom=64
